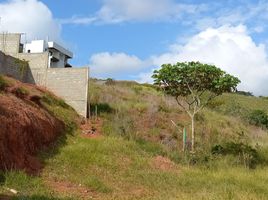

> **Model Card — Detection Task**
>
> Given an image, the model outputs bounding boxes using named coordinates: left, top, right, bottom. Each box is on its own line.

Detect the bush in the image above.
left=236, top=90, right=253, bottom=96
left=207, top=98, right=225, bottom=109
left=248, top=110, right=268, bottom=128
left=90, top=103, right=114, bottom=116
left=0, top=75, right=8, bottom=91
left=211, top=142, right=262, bottom=168
left=13, top=87, right=29, bottom=98
left=105, top=78, right=116, bottom=85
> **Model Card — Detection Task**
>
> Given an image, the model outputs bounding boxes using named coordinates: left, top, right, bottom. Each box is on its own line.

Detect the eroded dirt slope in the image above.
left=0, top=76, right=66, bottom=174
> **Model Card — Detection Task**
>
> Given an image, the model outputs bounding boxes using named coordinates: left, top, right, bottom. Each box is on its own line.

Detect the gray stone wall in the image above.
left=15, top=52, right=49, bottom=85
left=46, top=68, right=89, bottom=117
left=0, top=44, right=89, bottom=117
left=0, top=33, right=21, bottom=54
left=0, top=51, right=31, bottom=82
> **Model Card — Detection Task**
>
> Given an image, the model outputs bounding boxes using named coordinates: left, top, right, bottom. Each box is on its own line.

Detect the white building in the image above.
left=24, top=40, right=73, bottom=68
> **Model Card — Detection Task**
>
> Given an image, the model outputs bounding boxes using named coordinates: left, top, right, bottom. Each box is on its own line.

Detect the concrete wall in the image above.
left=46, top=67, right=89, bottom=117
left=0, top=33, right=21, bottom=54
left=0, top=47, right=89, bottom=117
left=0, top=51, right=32, bottom=82
left=1, top=52, right=50, bottom=85
left=16, top=52, right=49, bottom=85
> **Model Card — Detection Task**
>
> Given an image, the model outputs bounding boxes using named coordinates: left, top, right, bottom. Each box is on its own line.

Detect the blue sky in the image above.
left=1, top=0, right=268, bottom=95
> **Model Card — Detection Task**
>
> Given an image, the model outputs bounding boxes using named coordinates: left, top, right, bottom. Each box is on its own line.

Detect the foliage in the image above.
left=13, top=87, right=29, bottom=98
left=211, top=142, right=262, bottom=168
left=105, top=78, right=116, bottom=85
left=14, top=58, right=29, bottom=79
left=90, top=103, right=114, bottom=115
left=248, top=110, right=268, bottom=128
left=152, top=61, right=240, bottom=97
left=152, top=61, right=240, bottom=151
left=236, top=90, right=253, bottom=96
left=0, top=75, right=8, bottom=91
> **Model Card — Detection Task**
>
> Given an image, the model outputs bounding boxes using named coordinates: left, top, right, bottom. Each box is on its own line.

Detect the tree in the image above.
left=152, top=61, right=240, bottom=152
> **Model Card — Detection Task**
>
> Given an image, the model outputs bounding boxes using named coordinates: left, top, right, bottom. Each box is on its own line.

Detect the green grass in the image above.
left=2, top=135, right=268, bottom=199
left=1, top=79, right=268, bottom=199
left=0, top=75, right=8, bottom=91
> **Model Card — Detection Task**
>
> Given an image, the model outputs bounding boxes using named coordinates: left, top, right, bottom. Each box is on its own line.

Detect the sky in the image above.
left=0, top=0, right=268, bottom=95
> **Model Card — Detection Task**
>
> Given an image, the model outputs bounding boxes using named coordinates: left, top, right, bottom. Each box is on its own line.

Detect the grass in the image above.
left=1, top=79, right=268, bottom=199
left=0, top=75, right=8, bottom=91
left=2, top=135, right=268, bottom=199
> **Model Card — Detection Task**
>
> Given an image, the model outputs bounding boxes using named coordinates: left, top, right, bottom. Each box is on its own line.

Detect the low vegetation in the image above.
left=1, top=76, right=268, bottom=199
left=0, top=75, right=8, bottom=91
left=248, top=110, right=268, bottom=129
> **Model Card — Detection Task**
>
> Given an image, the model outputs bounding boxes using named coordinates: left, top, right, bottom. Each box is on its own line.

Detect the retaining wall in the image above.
left=0, top=51, right=89, bottom=117
left=0, top=51, right=31, bottom=82
left=0, top=33, right=21, bottom=54
left=46, top=68, right=89, bottom=117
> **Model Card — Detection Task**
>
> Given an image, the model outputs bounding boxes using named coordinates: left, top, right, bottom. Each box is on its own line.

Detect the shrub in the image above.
left=0, top=75, right=8, bottom=91
left=90, top=103, right=114, bottom=116
left=105, top=78, right=116, bottom=85
left=236, top=90, right=253, bottom=96
left=248, top=110, right=268, bottom=128
left=207, top=98, right=225, bottom=109
left=13, top=87, right=29, bottom=98
left=211, top=142, right=262, bottom=168
left=14, top=58, right=29, bottom=78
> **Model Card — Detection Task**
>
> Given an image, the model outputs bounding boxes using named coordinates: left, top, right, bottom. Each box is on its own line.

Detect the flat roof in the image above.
left=48, top=41, right=73, bottom=58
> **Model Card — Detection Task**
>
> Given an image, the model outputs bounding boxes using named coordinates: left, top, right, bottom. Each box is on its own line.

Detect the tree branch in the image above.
left=175, top=96, right=193, bottom=117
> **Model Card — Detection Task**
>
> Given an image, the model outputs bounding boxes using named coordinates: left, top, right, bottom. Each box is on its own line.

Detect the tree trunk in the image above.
left=191, top=115, right=195, bottom=152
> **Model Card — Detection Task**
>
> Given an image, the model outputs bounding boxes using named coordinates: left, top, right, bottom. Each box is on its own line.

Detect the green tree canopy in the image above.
left=152, top=61, right=240, bottom=152
left=152, top=62, right=240, bottom=97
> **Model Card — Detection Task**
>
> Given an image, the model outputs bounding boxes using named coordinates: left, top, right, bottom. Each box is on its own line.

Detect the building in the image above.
left=24, top=40, right=73, bottom=68
left=0, top=33, right=89, bottom=117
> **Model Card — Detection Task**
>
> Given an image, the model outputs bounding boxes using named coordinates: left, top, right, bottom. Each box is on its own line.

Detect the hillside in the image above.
left=0, top=75, right=79, bottom=174
left=1, top=78, right=268, bottom=199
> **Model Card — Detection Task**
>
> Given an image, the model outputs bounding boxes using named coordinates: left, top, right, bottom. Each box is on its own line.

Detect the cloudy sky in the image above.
left=1, top=0, right=268, bottom=95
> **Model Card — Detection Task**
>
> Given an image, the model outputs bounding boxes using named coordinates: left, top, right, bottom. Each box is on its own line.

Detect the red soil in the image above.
left=46, top=179, right=97, bottom=199
left=80, top=118, right=103, bottom=139
left=151, top=156, right=178, bottom=171
left=0, top=77, right=65, bottom=174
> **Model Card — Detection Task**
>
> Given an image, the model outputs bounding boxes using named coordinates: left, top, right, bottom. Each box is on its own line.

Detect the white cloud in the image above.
left=60, top=16, right=97, bottom=25
left=97, top=0, right=201, bottom=23
left=63, top=0, right=205, bottom=25
left=193, top=1, right=268, bottom=32
left=89, top=52, right=150, bottom=79
left=137, top=25, right=268, bottom=96
left=0, top=0, right=61, bottom=41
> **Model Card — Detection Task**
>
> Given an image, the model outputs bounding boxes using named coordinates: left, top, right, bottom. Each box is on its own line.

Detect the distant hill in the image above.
left=90, top=79, right=268, bottom=152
